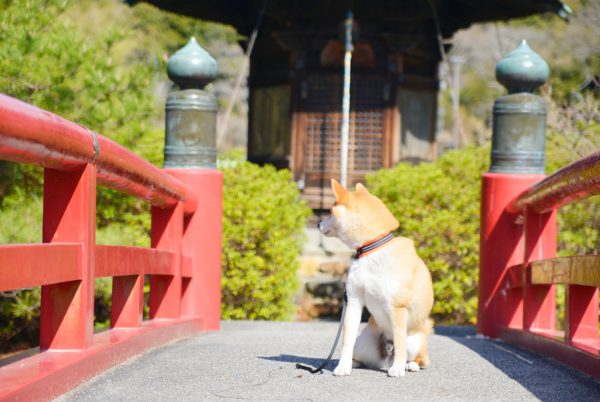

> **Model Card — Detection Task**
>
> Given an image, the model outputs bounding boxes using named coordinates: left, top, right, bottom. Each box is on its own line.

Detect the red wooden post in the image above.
left=478, top=173, right=543, bottom=337
left=149, top=202, right=184, bottom=319
left=111, top=274, right=144, bottom=328
left=169, top=170, right=223, bottom=330
left=523, top=207, right=557, bottom=332
left=566, top=285, right=599, bottom=341
left=40, top=165, right=96, bottom=350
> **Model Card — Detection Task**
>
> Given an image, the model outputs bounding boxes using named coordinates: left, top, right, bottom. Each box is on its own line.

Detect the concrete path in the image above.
left=59, top=321, right=600, bottom=401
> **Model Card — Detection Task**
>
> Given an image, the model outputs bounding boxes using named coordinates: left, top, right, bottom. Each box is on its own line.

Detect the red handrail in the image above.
left=0, top=94, right=197, bottom=214
left=0, top=93, right=223, bottom=400
left=479, top=149, right=600, bottom=380
left=507, top=150, right=600, bottom=214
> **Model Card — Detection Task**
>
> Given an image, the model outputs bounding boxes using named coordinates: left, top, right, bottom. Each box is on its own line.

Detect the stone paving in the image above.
left=59, top=321, right=600, bottom=401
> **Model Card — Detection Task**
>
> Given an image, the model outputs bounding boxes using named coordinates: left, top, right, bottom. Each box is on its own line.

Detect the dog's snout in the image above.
left=318, top=218, right=334, bottom=236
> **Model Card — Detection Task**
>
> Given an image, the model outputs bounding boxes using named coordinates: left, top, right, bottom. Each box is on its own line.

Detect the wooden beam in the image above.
left=531, top=255, right=600, bottom=287
left=95, top=245, right=175, bottom=277
left=0, top=243, right=82, bottom=292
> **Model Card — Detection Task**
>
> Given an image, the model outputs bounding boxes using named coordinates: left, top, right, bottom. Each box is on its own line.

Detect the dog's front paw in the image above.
left=406, top=361, right=420, bottom=372
left=333, top=361, right=352, bottom=376
left=387, top=363, right=406, bottom=377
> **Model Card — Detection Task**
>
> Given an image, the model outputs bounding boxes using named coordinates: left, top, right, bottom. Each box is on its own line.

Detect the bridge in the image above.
left=59, top=322, right=600, bottom=401
left=1, top=39, right=599, bottom=400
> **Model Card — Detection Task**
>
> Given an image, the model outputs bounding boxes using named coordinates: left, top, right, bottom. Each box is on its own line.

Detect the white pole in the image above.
left=450, top=55, right=464, bottom=149
left=340, top=10, right=353, bottom=188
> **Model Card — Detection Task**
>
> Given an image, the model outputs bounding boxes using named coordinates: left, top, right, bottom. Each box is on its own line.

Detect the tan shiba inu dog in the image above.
left=318, top=179, right=434, bottom=377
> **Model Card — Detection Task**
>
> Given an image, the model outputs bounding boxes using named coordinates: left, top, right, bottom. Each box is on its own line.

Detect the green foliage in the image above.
left=128, top=2, right=239, bottom=57
left=4, top=290, right=39, bottom=321
left=459, top=70, right=502, bottom=124
left=367, top=147, right=489, bottom=324
left=0, top=0, right=158, bottom=237
left=0, top=192, right=42, bottom=244
left=94, top=278, right=112, bottom=330
left=0, top=289, right=40, bottom=351
left=546, top=95, right=600, bottom=255
left=221, top=162, right=311, bottom=320
left=368, top=135, right=598, bottom=325
left=0, top=1, right=157, bottom=149
left=556, top=201, right=599, bottom=255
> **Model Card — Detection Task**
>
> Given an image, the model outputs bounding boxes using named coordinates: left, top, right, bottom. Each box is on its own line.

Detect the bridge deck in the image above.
left=58, top=321, right=600, bottom=401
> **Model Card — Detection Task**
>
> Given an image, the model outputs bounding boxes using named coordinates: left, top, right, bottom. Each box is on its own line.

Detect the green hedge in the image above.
left=220, top=162, right=311, bottom=320
left=367, top=145, right=599, bottom=325
left=367, top=147, right=488, bottom=324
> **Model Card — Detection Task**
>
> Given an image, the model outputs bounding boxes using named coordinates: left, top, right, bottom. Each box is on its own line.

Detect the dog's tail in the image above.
left=424, top=318, right=434, bottom=335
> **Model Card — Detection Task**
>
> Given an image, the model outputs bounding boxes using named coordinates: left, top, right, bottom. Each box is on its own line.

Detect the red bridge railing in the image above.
left=0, top=93, right=223, bottom=400
left=477, top=40, right=599, bottom=379
left=479, top=150, right=600, bottom=378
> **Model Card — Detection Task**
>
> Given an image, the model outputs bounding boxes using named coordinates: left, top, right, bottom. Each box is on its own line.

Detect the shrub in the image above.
left=368, top=138, right=598, bottom=325
left=0, top=289, right=40, bottom=352
left=367, top=147, right=489, bottom=324
left=221, top=162, right=311, bottom=320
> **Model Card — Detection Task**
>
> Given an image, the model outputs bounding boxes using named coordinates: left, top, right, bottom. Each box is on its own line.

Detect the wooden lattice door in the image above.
left=300, top=74, right=385, bottom=207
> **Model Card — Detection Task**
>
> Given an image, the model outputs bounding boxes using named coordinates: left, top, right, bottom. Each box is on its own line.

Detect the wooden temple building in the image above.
left=143, top=0, right=569, bottom=208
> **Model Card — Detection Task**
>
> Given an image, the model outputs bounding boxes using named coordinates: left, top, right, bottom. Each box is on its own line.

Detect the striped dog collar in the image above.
left=354, top=233, right=394, bottom=259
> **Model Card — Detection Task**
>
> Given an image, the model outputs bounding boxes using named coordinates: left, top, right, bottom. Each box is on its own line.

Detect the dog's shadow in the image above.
left=259, top=355, right=337, bottom=372
left=258, top=355, right=385, bottom=374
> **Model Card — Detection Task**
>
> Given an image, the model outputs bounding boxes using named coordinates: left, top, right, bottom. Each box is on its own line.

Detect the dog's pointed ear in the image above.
left=355, top=183, right=369, bottom=194
left=331, top=179, right=346, bottom=200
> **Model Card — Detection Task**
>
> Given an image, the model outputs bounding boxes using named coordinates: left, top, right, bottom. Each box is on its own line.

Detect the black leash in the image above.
left=296, top=293, right=347, bottom=374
